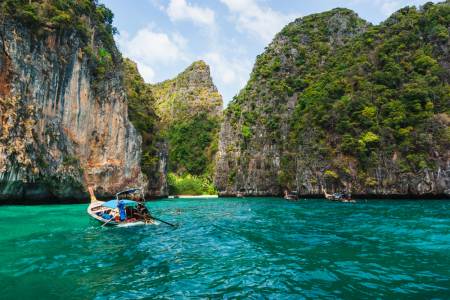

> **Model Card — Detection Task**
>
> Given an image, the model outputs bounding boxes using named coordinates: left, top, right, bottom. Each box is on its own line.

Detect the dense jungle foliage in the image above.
left=0, top=0, right=117, bottom=45
left=168, top=173, right=216, bottom=196
left=122, top=59, right=221, bottom=194
left=121, top=58, right=165, bottom=180
left=224, top=1, right=450, bottom=187
left=290, top=2, right=450, bottom=176
left=152, top=61, right=222, bottom=179
left=168, top=112, right=220, bottom=177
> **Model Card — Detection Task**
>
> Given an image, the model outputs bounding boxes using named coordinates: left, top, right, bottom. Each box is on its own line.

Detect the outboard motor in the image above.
left=136, top=202, right=150, bottom=217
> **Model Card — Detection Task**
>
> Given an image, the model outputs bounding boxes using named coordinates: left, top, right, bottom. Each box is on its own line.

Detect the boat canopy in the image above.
left=102, top=200, right=137, bottom=209
left=116, top=188, right=143, bottom=197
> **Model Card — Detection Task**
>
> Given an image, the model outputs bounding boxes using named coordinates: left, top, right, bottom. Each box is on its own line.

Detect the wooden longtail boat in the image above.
left=323, top=189, right=356, bottom=202
left=284, top=190, right=298, bottom=200
left=87, top=187, right=160, bottom=227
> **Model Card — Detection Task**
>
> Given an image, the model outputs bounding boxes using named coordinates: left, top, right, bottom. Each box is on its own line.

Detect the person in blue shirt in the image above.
left=117, top=199, right=127, bottom=221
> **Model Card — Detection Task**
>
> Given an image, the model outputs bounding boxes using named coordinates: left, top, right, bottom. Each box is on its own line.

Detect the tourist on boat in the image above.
left=126, top=206, right=139, bottom=219
left=117, top=199, right=127, bottom=222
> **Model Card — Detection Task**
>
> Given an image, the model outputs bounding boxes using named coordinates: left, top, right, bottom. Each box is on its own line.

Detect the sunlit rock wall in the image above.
left=0, top=21, right=147, bottom=204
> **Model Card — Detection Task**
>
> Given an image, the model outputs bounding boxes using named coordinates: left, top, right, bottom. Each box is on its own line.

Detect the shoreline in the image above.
left=167, top=195, right=219, bottom=199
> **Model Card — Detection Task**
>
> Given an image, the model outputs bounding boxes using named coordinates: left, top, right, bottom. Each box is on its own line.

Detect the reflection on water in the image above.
left=1, top=198, right=450, bottom=299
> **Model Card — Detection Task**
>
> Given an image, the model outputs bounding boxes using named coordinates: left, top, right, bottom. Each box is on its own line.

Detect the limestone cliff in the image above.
left=152, top=61, right=222, bottom=123
left=215, top=4, right=450, bottom=199
left=0, top=1, right=160, bottom=204
left=152, top=61, right=223, bottom=177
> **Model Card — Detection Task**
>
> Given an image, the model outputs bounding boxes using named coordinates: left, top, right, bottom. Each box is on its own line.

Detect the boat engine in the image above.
left=136, top=202, right=150, bottom=217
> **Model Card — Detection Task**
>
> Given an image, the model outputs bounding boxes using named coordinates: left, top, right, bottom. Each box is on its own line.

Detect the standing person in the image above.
left=117, top=199, right=127, bottom=222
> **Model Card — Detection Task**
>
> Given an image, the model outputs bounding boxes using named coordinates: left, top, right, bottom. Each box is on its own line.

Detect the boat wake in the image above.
left=117, top=222, right=145, bottom=227
left=116, top=221, right=161, bottom=227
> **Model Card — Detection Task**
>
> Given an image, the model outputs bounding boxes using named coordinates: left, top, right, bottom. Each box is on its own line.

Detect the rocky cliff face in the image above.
left=215, top=4, right=450, bottom=199
left=0, top=11, right=149, bottom=203
left=152, top=61, right=223, bottom=176
left=215, top=9, right=368, bottom=197
left=152, top=61, right=222, bottom=122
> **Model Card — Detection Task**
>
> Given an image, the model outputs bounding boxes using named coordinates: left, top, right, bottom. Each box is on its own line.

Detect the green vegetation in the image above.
left=0, top=0, right=121, bottom=95
left=62, top=154, right=78, bottom=166
left=169, top=112, right=220, bottom=176
left=242, top=126, right=253, bottom=138
left=325, top=171, right=339, bottom=179
left=168, top=173, right=216, bottom=196
left=0, top=0, right=118, bottom=48
left=288, top=3, right=450, bottom=169
left=224, top=2, right=450, bottom=186
left=122, top=59, right=221, bottom=194
left=152, top=61, right=222, bottom=186
left=36, top=155, right=47, bottom=170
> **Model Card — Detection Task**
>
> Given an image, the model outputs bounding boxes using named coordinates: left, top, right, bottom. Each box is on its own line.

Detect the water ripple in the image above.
left=1, top=199, right=450, bottom=299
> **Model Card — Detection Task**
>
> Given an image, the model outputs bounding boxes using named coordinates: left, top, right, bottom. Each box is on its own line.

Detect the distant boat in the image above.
left=87, top=187, right=160, bottom=226
left=237, top=193, right=245, bottom=198
left=284, top=190, right=298, bottom=200
left=323, top=189, right=355, bottom=202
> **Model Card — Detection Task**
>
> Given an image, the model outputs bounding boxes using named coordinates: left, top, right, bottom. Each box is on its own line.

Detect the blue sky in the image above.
left=101, top=0, right=438, bottom=106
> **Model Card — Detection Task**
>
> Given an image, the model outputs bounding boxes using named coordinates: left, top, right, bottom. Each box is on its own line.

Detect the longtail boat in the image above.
left=87, top=187, right=160, bottom=227
left=323, top=189, right=356, bottom=202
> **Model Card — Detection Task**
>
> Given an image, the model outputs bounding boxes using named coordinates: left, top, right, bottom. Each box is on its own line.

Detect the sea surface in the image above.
left=1, top=198, right=450, bottom=299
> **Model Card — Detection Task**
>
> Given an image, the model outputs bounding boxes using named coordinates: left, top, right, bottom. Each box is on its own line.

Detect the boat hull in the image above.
left=329, top=198, right=355, bottom=202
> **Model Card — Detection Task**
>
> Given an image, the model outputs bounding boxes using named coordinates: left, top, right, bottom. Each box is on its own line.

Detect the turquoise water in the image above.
left=1, top=198, right=450, bottom=299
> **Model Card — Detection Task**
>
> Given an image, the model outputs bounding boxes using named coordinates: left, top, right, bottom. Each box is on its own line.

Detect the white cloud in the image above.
left=134, top=60, right=156, bottom=83
left=204, top=51, right=252, bottom=88
left=220, top=0, right=299, bottom=42
left=350, top=0, right=429, bottom=17
left=115, top=24, right=190, bottom=83
left=166, top=0, right=216, bottom=26
left=380, top=1, right=401, bottom=16
left=172, top=32, right=188, bottom=48
left=375, top=0, right=437, bottom=17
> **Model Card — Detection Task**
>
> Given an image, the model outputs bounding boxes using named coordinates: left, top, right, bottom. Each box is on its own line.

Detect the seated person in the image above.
left=125, top=206, right=139, bottom=219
